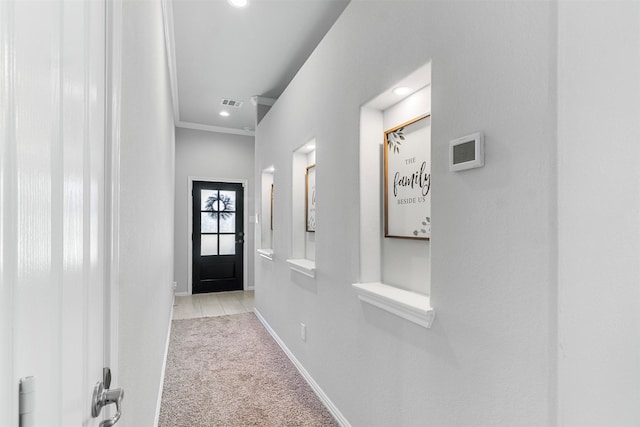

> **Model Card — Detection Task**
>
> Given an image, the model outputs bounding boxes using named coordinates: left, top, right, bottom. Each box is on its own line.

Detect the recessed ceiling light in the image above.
left=392, top=86, right=411, bottom=96
left=219, top=111, right=230, bottom=117
left=228, top=0, right=248, bottom=8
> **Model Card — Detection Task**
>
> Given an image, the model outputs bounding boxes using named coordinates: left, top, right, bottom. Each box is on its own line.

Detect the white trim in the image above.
left=352, top=282, right=435, bottom=328
left=250, top=96, right=276, bottom=107
left=187, top=176, right=249, bottom=295
left=286, top=258, right=316, bottom=278
left=153, top=294, right=175, bottom=427
left=174, top=291, right=189, bottom=297
left=0, top=1, right=16, bottom=420
left=257, top=248, right=274, bottom=261
left=177, top=120, right=255, bottom=137
left=105, top=0, right=123, bottom=385
left=160, top=0, right=180, bottom=123
left=253, top=309, right=351, bottom=427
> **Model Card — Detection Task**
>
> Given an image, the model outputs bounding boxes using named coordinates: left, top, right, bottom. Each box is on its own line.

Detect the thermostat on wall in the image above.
left=449, top=132, right=484, bottom=172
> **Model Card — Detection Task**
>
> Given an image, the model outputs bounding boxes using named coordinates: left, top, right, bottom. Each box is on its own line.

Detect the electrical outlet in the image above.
left=172, top=281, right=177, bottom=291
left=300, top=323, right=307, bottom=342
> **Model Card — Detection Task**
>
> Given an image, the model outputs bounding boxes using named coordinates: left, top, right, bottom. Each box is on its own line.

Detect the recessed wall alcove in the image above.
left=257, top=166, right=275, bottom=261
left=286, top=139, right=316, bottom=278
left=354, top=62, right=435, bottom=328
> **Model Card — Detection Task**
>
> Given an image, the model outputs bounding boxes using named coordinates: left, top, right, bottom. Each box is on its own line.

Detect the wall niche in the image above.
left=354, top=62, right=435, bottom=328
left=286, top=139, right=316, bottom=278
left=257, top=166, right=275, bottom=261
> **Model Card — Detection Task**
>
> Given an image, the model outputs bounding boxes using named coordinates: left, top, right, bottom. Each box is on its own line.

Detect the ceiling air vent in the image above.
left=221, top=99, right=243, bottom=108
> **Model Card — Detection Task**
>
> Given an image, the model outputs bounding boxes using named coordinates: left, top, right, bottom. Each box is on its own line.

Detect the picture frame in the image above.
left=305, top=164, right=316, bottom=232
left=270, top=183, right=274, bottom=230
left=384, top=114, right=431, bottom=239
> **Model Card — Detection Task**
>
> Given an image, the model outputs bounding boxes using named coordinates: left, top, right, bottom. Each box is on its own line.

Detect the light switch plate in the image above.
left=300, top=323, right=307, bottom=342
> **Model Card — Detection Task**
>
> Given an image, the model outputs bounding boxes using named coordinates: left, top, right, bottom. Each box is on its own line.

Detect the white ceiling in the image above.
left=168, top=0, right=350, bottom=136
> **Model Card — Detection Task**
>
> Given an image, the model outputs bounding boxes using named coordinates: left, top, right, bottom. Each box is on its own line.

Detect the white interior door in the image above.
left=0, top=1, right=110, bottom=426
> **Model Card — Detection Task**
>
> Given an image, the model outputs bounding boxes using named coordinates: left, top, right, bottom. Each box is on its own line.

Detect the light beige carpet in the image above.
left=158, top=312, right=338, bottom=427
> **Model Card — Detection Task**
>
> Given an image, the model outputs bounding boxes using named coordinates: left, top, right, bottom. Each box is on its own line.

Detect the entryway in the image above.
left=192, top=180, right=245, bottom=293
left=173, top=290, right=254, bottom=319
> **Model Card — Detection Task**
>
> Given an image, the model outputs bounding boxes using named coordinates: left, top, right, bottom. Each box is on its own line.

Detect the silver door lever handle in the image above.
left=92, top=381, right=124, bottom=427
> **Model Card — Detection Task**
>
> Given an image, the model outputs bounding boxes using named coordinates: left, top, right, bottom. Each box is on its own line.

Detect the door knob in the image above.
left=92, top=380, right=124, bottom=427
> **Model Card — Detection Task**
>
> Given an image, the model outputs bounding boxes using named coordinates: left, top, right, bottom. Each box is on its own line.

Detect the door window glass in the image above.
left=219, top=214, right=235, bottom=233
left=219, top=191, right=236, bottom=211
left=201, top=235, right=218, bottom=256
left=200, top=189, right=237, bottom=256
left=201, top=213, right=218, bottom=233
left=219, top=235, right=236, bottom=255
left=201, top=190, right=217, bottom=210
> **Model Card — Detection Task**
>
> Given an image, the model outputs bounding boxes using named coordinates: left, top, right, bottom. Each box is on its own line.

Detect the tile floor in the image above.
left=172, top=290, right=254, bottom=320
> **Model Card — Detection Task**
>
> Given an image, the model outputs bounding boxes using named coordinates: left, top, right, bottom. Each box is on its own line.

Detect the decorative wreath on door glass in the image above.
left=205, top=193, right=234, bottom=220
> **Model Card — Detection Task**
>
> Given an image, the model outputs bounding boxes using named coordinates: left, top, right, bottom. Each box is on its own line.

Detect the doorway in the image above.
left=192, top=181, right=245, bottom=293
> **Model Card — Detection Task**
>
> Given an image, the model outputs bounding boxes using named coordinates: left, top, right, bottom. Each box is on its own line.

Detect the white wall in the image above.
left=255, top=2, right=556, bottom=426
left=174, top=127, right=255, bottom=293
left=557, top=2, right=640, bottom=426
left=118, top=1, right=175, bottom=425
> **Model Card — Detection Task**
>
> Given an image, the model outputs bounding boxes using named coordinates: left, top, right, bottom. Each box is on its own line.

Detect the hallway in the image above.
left=161, top=290, right=336, bottom=427
left=3, top=1, right=640, bottom=425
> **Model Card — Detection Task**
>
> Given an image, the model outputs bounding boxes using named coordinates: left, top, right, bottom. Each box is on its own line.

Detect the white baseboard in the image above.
left=253, top=308, right=351, bottom=427
left=154, top=293, right=175, bottom=427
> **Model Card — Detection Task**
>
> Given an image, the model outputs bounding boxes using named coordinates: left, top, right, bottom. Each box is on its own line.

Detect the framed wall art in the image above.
left=270, top=183, right=274, bottom=230
left=384, top=114, right=431, bottom=239
left=306, top=164, right=316, bottom=232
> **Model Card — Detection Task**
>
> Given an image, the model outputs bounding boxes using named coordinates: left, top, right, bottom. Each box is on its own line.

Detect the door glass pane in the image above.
left=219, top=213, right=235, bottom=233
left=219, top=191, right=236, bottom=212
left=201, top=235, right=218, bottom=256
left=219, top=235, right=235, bottom=255
left=201, top=213, right=218, bottom=233
left=201, top=190, right=218, bottom=211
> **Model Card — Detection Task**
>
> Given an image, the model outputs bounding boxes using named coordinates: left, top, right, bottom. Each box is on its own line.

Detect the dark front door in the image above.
left=192, top=181, right=244, bottom=293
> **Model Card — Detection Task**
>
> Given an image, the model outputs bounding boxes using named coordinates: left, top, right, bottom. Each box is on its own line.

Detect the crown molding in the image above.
left=251, top=96, right=277, bottom=107
left=176, top=121, right=255, bottom=137
left=161, top=0, right=180, bottom=123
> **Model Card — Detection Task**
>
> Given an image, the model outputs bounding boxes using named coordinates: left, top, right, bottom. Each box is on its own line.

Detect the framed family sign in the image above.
left=306, top=164, right=316, bottom=232
left=384, top=114, right=431, bottom=239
